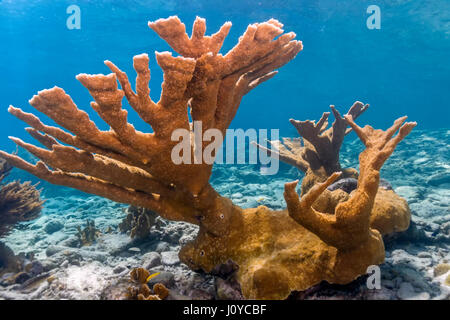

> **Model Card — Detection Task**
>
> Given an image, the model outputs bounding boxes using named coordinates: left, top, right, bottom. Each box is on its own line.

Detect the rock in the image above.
left=433, top=264, right=450, bottom=277
left=60, top=236, right=80, bottom=248
left=0, top=242, right=19, bottom=270
left=113, top=265, right=127, bottom=274
left=386, top=220, right=430, bottom=243
left=147, top=271, right=175, bottom=288
left=71, top=260, right=81, bottom=266
left=211, top=260, right=239, bottom=278
left=397, top=282, right=430, bottom=300
left=99, top=234, right=132, bottom=255
left=379, top=179, right=393, bottom=190
left=155, top=242, right=170, bottom=253
left=417, top=252, right=432, bottom=259
left=394, top=186, right=421, bottom=202
left=99, top=278, right=130, bottom=300
left=45, top=245, right=65, bottom=257
left=1, top=272, right=15, bottom=282
left=44, top=220, right=64, bottom=234
left=78, top=249, right=108, bottom=263
left=46, top=275, right=56, bottom=284
left=21, top=272, right=50, bottom=289
left=215, top=277, right=244, bottom=300
left=396, top=267, right=431, bottom=292
left=12, top=272, right=31, bottom=284
left=167, top=291, right=192, bottom=300
left=327, top=178, right=357, bottom=193
left=179, top=234, right=196, bottom=246
left=40, top=260, right=57, bottom=272
left=189, top=288, right=215, bottom=300
left=142, top=252, right=162, bottom=269
left=382, top=280, right=395, bottom=289
left=128, top=247, right=141, bottom=253
left=24, top=261, right=44, bottom=276
left=161, top=251, right=180, bottom=266
left=427, top=172, right=450, bottom=186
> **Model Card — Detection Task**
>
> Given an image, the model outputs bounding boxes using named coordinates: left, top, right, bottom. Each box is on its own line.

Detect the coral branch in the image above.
left=148, top=16, right=231, bottom=58
left=257, top=101, right=368, bottom=178
left=284, top=117, right=415, bottom=250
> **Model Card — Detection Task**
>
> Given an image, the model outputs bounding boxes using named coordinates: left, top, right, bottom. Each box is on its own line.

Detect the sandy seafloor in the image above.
left=0, top=129, right=449, bottom=300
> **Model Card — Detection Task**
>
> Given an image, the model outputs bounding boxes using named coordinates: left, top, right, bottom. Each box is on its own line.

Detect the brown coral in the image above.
left=0, top=157, right=43, bottom=237
left=76, top=219, right=101, bottom=246
left=127, top=267, right=169, bottom=300
left=255, top=102, right=412, bottom=237
left=255, top=101, right=367, bottom=193
left=119, top=206, right=159, bottom=239
left=0, top=16, right=416, bottom=300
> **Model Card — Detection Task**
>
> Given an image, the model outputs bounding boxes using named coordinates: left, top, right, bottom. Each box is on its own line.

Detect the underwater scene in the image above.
left=0, top=0, right=449, bottom=304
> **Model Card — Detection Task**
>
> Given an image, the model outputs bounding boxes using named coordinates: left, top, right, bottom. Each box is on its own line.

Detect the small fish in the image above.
left=145, top=272, right=161, bottom=283
left=146, top=272, right=161, bottom=283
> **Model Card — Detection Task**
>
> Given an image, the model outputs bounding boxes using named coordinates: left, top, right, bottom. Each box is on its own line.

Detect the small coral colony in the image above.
left=0, top=16, right=415, bottom=299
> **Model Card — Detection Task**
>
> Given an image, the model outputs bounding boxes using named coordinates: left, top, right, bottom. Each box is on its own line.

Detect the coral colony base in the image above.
left=0, top=16, right=419, bottom=300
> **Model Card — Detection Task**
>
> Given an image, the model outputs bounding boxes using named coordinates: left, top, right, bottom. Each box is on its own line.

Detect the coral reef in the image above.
left=126, top=267, right=169, bottom=300
left=1, top=129, right=447, bottom=301
left=0, top=16, right=417, bottom=299
left=119, top=206, right=159, bottom=239
left=76, top=219, right=101, bottom=246
left=0, top=157, right=43, bottom=237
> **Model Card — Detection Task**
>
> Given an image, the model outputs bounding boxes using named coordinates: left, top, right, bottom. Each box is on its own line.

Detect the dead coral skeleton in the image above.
left=0, top=16, right=416, bottom=299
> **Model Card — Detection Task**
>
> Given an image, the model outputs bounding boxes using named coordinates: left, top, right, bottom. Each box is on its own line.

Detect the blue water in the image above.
left=0, top=0, right=449, bottom=154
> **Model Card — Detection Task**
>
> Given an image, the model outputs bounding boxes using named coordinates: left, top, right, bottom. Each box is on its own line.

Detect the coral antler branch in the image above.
left=284, top=116, right=415, bottom=250
left=256, top=101, right=369, bottom=179
left=2, top=16, right=301, bottom=232
left=105, top=54, right=157, bottom=126
left=148, top=16, right=232, bottom=58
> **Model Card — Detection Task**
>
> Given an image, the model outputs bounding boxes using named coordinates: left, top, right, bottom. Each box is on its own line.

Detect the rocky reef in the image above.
left=0, top=16, right=433, bottom=300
